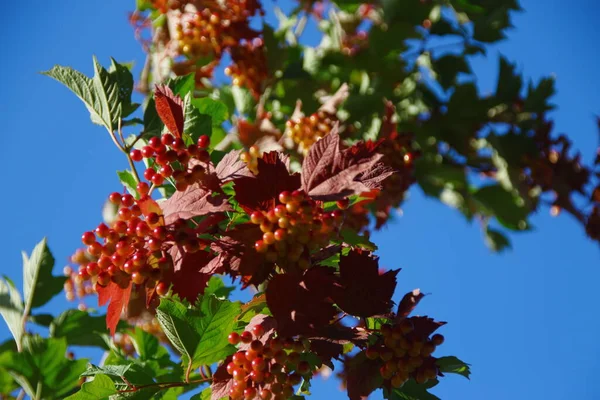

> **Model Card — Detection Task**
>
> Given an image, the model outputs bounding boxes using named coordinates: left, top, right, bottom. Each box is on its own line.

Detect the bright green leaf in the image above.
left=436, top=356, right=471, bottom=379
left=0, top=277, right=23, bottom=347
left=64, top=374, right=117, bottom=400
left=117, top=170, right=139, bottom=198
left=23, top=238, right=63, bottom=310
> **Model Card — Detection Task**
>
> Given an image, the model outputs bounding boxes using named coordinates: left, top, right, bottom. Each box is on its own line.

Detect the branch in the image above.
left=116, top=377, right=211, bottom=394
left=118, top=119, right=141, bottom=183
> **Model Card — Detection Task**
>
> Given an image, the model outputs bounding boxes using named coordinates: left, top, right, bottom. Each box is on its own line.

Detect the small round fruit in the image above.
left=228, top=332, right=241, bottom=345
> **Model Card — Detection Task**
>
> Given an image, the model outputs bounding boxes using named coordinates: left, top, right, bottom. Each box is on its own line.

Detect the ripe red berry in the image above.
left=161, top=134, right=174, bottom=146
left=86, top=262, right=100, bottom=276
left=97, top=272, right=111, bottom=286
left=130, top=149, right=143, bottom=162
left=254, top=240, right=268, bottom=253
left=151, top=174, right=165, bottom=186
left=143, top=168, right=155, bottom=181
left=141, top=146, right=154, bottom=158
left=148, top=136, right=162, bottom=149
left=431, top=334, right=444, bottom=345
left=250, top=212, right=264, bottom=225
left=197, top=135, right=210, bottom=148
left=243, top=387, right=256, bottom=399
left=228, top=332, right=241, bottom=345
left=278, top=191, right=292, bottom=204
left=137, top=182, right=150, bottom=196
left=252, top=324, right=264, bottom=337
left=240, top=331, right=253, bottom=344
left=81, top=231, right=96, bottom=246
left=109, top=192, right=121, bottom=204
left=155, top=281, right=169, bottom=296
left=259, top=389, right=272, bottom=399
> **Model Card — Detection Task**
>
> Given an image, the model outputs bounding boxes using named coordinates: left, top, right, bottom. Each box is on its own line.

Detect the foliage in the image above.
left=1, top=0, right=599, bottom=399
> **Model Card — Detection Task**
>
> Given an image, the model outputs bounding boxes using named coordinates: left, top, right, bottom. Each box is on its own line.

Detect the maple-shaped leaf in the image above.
left=215, top=149, right=254, bottom=182
left=332, top=250, right=398, bottom=317
left=168, top=248, right=213, bottom=302
left=301, top=128, right=395, bottom=201
left=210, top=356, right=234, bottom=400
left=211, top=224, right=273, bottom=285
left=160, top=182, right=231, bottom=225
left=342, top=351, right=384, bottom=400
left=234, top=152, right=301, bottom=213
left=97, top=281, right=132, bottom=336
left=154, top=84, right=184, bottom=137
left=396, top=289, right=425, bottom=320
left=266, top=272, right=337, bottom=337
left=411, top=316, right=447, bottom=338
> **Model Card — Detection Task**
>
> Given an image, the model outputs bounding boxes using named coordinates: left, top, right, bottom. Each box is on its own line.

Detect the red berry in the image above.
left=143, top=168, right=155, bottom=181
left=161, top=134, right=174, bottom=146
left=141, top=146, right=154, bottom=158
left=240, top=331, right=253, bottom=344
left=198, top=135, right=210, bottom=148
left=87, top=242, right=103, bottom=256
left=252, top=324, right=265, bottom=337
left=130, top=149, right=143, bottom=162
left=431, top=334, right=444, bottom=345
left=86, top=262, right=100, bottom=276
left=109, top=192, right=121, bottom=204
left=97, top=272, right=111, bottom=286
left=159, top=164, right=173, bottom=177
left=260, top=389, right=272, bottom=399
left=228, top=332, right=241, bottom=345
left=151, top=174, right=165, bottom=186
left=243, top=387, right=257, bottom=399
left=148, top=137, right=162, bottom=149
left=137, top=182, right=150, bottom=196
left=155, top=281, right=169, bottom=296
left=81, top=231, right=96, bottom=246
left=250, top=212, right=264, bottom=225
left=254, top=240, right=268, bottom=253
left=278, top=191, right=292, bottom=204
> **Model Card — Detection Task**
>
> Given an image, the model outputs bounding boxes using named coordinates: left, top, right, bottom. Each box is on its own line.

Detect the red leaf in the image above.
left=331, top=250, right=398, bottom=317
left=237, top=314, right=277, bottom=351
left=154, top=85, right=184, bottom=138
left=97, top=281, right=132, bottom=336
left=266, top=272, right=337, bottom=337
left=137, top=196, right=164, bottom=228
left=160, top=182, right=231, bottom=225
left=396, top=289, right=425, bottom=320
left=215, top=149, right=254, bottom=182
left=168, top=248, right=213, bottom=302
left=342, top=352, right=383, bottom=400
left=211, top=224, right=273, bottom=285
left=411, top=316, right=447, bottom=338
left=234, top=152, right=301, bottom=212
left=301, top=128, right=395, bottom=201
left=211, top=356, right=234, bottom=400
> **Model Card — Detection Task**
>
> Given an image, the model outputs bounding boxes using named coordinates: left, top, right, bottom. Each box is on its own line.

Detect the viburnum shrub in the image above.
left=1, top=0, right=599, bottom=399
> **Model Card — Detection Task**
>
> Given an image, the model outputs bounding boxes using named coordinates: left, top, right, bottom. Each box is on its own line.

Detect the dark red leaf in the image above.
left=168, top=248, right=213, bottom=302
left=211, top=224, right=274, bottom=285
left=160, top=182, right=231, bottom=225
left=266, top=273, right=337, bottom=337
left=342, top=352, right=383, bottom=400
left=238, top=314, right=277, bottom=351
left=234, top=152, right=301, bottom=213
left=396, top=289, right=425, bottom=320
left=215, top=149, right=254, bottom=182
left=411, top=316, right=447, bottom=338
left=97, top=281, right=132, bottom=336
left=211, top=356, right=234, bottom=400
left=301, top=128, right=395, bottom=201
left=154, top=84, right=184, bottom=138
left=331, top=250, right=398, bottom=317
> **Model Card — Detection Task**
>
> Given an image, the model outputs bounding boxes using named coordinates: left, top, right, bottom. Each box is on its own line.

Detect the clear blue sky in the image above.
left=1, top=1, right=599, bottom=399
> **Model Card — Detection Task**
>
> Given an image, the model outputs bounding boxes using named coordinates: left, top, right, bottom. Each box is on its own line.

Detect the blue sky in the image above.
left=0, top=1, right=599, bottom=399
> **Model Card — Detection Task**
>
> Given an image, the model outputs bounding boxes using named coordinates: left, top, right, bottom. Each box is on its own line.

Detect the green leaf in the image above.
left=524, top=77, right=556, bottom=113
left=190, top=387, right=212, bottom=400
left=183, top=93, right=212, bottom=144
left=436, top=356, right=471, bottom=379
left=42, top=57, right=138, bottom=133
left=384, top=379, right=440, bottom=400
left=192, top=98, right=229, bottom=127
left=204, top=276, right=235, bottom=300
left=156, top=296, right=241, bottom=369
left=0, top=277, right=23, bottom=346
left=484, top=227, right=511, bottom=253
left=495, top=56, right=522, bottom=102
left=29, top=313, right=54, bottom=327
left=50, top=309, right=117, bottom=349
left=129, top=327, right=170, bottom=362
left=432, top=54, right=471, bottom=90
left=231, top=86, right=255, bottom=115
left=64, top=374, right=117, bottom=400
left=340, top=229, right=377, bottom=251
left=472, top=184, right=529, bottom=230
left=0, top=336, right=88, bottom=399
left=23, top=238, right=63, bottom=310
left=117, top=170, right=139, bottom=198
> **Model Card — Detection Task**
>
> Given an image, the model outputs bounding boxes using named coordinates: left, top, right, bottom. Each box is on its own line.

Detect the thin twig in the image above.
left=117, top=377, right=211, bottom=393
left=118, top=119, right=141, bottom=183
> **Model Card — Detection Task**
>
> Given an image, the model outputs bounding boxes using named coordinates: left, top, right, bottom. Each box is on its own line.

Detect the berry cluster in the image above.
left=285, top=111, right=338, bottom=155
left=226, top=38, right=268, bottom=98
left=239, top=145, right=262, bottom=174
left=365, top=320, right=444, bottom=388
left=173, top=1, right=261, bottom=58
left=130, top=133, right=211, bottom=192
left=226, top=325, right=313, bottom=399
left=249, top=190, right=344, bottom=270
left=63, top=264, right=94, bottom=303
